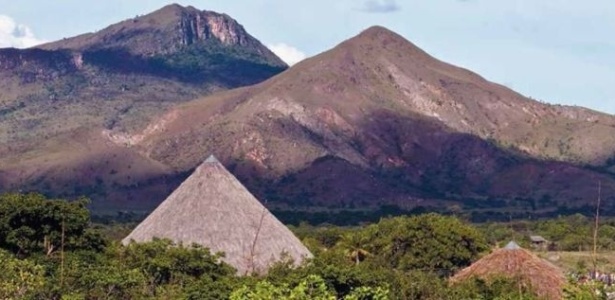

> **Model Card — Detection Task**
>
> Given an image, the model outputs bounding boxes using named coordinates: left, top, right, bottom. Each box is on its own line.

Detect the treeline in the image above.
left=478, top=214, right=615, bottom=252
left=0, top=193, right=605, bottom=299
left=270, top=204, right=608, bottom=226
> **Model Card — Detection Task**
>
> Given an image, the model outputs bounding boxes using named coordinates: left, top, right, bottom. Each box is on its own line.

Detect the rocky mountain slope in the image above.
left=140, top=27, right=615, bottom=167
left=41, top=4, right=269, bottom=52
left=124, top=26, right=615, bottom=212
left=0, top=4, right=286, bottom=184
left=3, top=24, right=615, bottom=217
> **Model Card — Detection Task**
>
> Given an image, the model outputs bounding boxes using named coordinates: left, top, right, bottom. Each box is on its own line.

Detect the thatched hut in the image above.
left=122, top=155, right=313, bottom=275
left=530, top=235, right=549, bottom=251
left=450, top=241, right=566, bottom=299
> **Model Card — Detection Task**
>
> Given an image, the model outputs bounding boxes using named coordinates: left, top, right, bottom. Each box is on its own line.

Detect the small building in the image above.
left=530, top=235, right=548, bottom=250
left=122, top=155, right=313, bottom=275
left=451, top=241, right=566, bottom=299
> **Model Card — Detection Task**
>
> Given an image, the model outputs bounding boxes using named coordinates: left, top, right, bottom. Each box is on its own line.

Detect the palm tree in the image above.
left=336, top=231, right=373, bottom=265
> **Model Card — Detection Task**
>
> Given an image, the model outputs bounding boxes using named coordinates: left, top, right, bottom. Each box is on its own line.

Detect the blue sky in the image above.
left=0, top=0, right=613, bottom=114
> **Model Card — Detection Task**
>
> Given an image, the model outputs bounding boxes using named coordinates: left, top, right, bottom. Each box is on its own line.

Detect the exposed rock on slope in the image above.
left=5, top=25, right=615, bottom=217
left=0, top=4, right=287, bottom=201
left=0, top=4, right=285, bottom=141
left=39, top=4, right=284, bottom=66
left=127, top=26, right=615, bottom=213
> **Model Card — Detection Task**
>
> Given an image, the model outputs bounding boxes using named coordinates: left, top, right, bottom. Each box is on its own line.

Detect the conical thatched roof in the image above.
left=122, top=155, right=313, bottom=274
left=450, top=241, right=566, bottom=299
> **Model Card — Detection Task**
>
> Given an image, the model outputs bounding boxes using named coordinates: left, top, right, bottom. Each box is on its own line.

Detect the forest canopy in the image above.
left=0, top=193, right=609, bottom=299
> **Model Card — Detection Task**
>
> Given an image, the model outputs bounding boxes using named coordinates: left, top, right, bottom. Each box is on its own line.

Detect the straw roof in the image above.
left=450, top=241, right=566, bottom=300
left=122, top=155, right=313, bottom=275
left=530, top=235, right=547, bottom=243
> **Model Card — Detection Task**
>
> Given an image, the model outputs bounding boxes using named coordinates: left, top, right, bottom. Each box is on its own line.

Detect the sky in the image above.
left=0, top=0, right=613, bottom=114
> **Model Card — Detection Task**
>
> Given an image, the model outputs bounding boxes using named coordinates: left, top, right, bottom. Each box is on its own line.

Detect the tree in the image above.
left=0, top=193, right=104, bottom=256
left=74, top=263, right=145, bottom=299
left=118, top=239, right=235, bottom=295
left=40, top=239, right=237, bottom=299
left=563, top=279, right=608, bottom=300
left=0, top=249, right=46, bottom=299
left=448, top=277, right=538, bottom=300
left=230, top=275, right=389, bottom=300
left=336, top=231, right=373, bottom=265
left=363, top=214, right=488, bottom=274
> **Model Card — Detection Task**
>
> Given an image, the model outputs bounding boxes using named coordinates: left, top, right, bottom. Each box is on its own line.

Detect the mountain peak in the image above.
left=149, top=3, right=200, bottom=17
left=158, top=3, right=195, bottom=11
left=287, top=25, right=432, bottom=79
left=343, top=25, right=425, bottom=55
left=357, top=25, right=398, bottom=38
left=37, top=4, right=286, bottom=66
left=350, top=25, right=411, bottom=44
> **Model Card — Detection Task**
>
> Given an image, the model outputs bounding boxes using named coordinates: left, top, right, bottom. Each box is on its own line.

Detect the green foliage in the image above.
left=119, top=239, right=235, bottom=288
left=477, top=214, right=615, bottom=252
left=477, top=222, right=524, bottom=246
left=362, top=214, right=488, bottom=273
left=0, top=249, right=46, bottom=300
left=291, top=223, right=347, bottom=249
left=182, top=275, right=241, bottom=300
left=2, top=193, right=602, bottom=299
left=30, top=239, right=238, bottom=299
left=230, top=280, right=291, bottom=299
left=0, top=193, right=105, bottom=256
left=74, top=263, right=145, bottom=299
left=274, top=214, right=489, bottom=299
left=237, top=275, right=334, bottom=300
left=563, top=279, right=608, bottom=300
left=449, top=277, right=538, bottom=300
left=534, top=215, right=592, bottom=251
left=344, top=285, right=390, bottom=300
left=149, top=41, right=285, bottom=85
left=230, top=274, right=389, bottom=300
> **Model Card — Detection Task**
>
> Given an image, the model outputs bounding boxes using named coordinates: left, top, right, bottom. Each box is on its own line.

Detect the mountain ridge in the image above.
left=3, top=20, right=615, bottom=217
left=38, top=4, right=285, bottom=67
left=117, top=25, right=615, bottom=213
left=0, top=3, right=287, bottom=166
left=0, top=4, right=290, bottom=210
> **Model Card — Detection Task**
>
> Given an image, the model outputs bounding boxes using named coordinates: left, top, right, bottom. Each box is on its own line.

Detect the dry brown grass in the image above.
left=451, top=242, right=566, bottom=300
left=539, top=251, right=615, bottom=273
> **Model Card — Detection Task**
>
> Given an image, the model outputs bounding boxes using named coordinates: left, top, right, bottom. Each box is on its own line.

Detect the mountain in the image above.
left=4, top=25, right=615, bottom=219
left=0, top=4, right=286, bottom=188
left=39, top=4, right=283, bottom=64
left=138, top=26, right=615, bottom=166
left=0, top=4, right=287, bottom=206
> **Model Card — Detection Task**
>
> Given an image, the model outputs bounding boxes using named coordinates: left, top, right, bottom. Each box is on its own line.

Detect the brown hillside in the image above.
left=0, top=4, right=286, bottom=172
left=0, top=4, right=288, bottom=209
left=143, top=26, right=615, bottom=167
left=39, top=4, right=284, bottom=66
left=101, top=26, right=615, bottom=213
left=5, top=26, right=615, bottom=216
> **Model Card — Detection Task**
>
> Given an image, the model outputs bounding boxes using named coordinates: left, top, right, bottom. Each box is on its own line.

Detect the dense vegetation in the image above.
left=0, top=193, right=610, bottom=299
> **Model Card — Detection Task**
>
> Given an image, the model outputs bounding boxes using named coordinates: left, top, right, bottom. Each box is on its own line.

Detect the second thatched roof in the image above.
left=450, top=241, right=566, bottom=299
left=122, top=155, right=313, bottom=275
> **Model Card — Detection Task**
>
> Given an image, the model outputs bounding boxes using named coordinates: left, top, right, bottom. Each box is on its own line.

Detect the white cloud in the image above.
left=267, top=43, right=307, bottom=66
left=360, top=0, right=401, bottom=13
left=0, top=15, right=46, bottom=48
